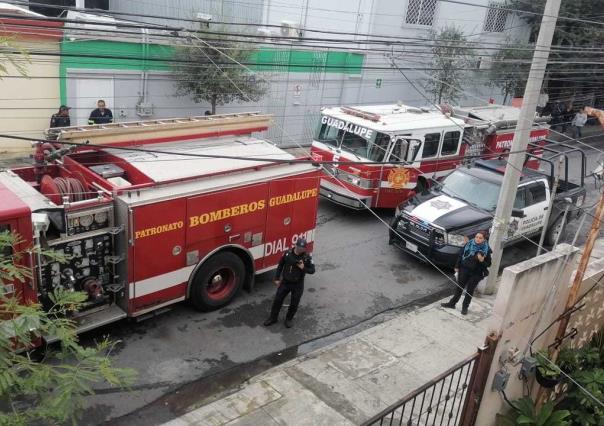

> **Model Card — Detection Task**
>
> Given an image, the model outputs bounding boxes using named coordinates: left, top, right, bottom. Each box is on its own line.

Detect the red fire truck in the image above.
left=0, top=113, right=320, bottom=337
left=310, top=103, right=549, bottom=209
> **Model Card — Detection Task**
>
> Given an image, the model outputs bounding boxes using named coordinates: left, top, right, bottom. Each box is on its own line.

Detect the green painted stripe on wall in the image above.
left=59, top=40, right=174, bottom=104
left=59, top=41, right=365, bottom=103
left=248, top=49, right=364, bottom=74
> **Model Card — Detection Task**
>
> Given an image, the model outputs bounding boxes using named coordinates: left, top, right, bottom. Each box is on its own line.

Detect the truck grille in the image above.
left=400, top=213, right=432, bottom=241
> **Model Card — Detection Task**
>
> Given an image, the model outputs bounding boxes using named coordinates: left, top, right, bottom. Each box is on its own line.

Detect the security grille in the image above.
left=405, top=0, right=438, bottom=26
left=483, top=2, right=508, bottom=32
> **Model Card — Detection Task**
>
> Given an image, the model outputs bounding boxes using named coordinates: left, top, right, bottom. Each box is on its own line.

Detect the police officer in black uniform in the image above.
left=264, top=237, right=315, bottom=328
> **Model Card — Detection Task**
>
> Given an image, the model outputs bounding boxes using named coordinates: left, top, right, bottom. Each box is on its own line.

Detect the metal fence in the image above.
left=362, top=352, right=482, bottom=426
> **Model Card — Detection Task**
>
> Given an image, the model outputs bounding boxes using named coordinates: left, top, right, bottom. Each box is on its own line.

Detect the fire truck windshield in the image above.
left=440, top=170, right=502, bottom=211
left=315, top=116, right=391, bottom=162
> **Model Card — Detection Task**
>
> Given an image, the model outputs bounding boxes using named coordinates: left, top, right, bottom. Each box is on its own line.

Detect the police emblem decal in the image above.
left=430, top=199, right=453, bottom=210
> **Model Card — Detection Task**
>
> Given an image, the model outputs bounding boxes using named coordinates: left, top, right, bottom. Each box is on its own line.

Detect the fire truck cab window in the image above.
left=341, top=132, right=369, bottom=157
left=389, top=137, right=411, bottom=162
left=441, top=131, right=461, bottom=156
left=422, top=133, right=441, bottom=158
left=368, top=133, right=391, bottom=162
left=316, top=121, right=342, bottom=148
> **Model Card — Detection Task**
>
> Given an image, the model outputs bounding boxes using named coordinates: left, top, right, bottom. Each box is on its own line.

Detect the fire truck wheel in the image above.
left=190, top=252, right=245, bottom=311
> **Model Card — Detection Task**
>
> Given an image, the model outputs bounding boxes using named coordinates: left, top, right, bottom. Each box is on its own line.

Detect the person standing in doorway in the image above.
left=88, top=100, right=113, bottom=125
left=264, top=238, right=315, bottom=328
left=571, top=107, right=588, bottom=139
left=441, top=231, right=491, bottom=315
left=49, top=105, right=71, bottom=128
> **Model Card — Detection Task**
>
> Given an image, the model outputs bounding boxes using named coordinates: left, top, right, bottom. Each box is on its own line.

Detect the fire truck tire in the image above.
left=190, top=252, right=245, bottom=311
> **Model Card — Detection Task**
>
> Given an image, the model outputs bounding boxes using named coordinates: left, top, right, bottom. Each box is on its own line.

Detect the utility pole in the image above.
left=484, top=0, right=562, bottom=294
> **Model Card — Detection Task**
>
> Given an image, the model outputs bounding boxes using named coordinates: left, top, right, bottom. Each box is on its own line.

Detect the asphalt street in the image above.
left=4, top=127, right=603, bottom=426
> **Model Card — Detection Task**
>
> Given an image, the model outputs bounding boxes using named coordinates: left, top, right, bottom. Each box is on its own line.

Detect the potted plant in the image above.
left=535, top=350, right=563, bottom=388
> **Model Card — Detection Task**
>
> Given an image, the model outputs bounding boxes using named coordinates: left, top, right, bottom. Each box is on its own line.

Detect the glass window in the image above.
left=422, top=133, right=441, bottom=158
left=526, top=183, right=546, bottom=205
left=441, top=131, right=460, bottom=156
left=341, top=132, right=369, bottom=157
left=405, top=0, right=438, bottom=26
left=390, top=137, right=411, bottom=162
left=514, top=188, right=526, bottom=209
left=483, top=2, right=508, bottom=33
left=315, top=121, right=342, bottom=148
left=441, top=170, right=501, bottom=211
left=368, top=133, right=391, bottom=162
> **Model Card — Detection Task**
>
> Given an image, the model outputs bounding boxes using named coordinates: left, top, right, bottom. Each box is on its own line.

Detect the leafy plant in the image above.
left=0, top=230, right=136, bottom=425
left=0, top=35, right=30, bottom=78
left=172, top=26, right=267, bottom=114
left=555, top=328, right=604, bottom=425
left=536, top=350, right=561, bottom=379
left=487, top=38, right=532, bottom=104
left=421, top=25, right=476, bottom=104
left=498, top=396, right=570, bottom=426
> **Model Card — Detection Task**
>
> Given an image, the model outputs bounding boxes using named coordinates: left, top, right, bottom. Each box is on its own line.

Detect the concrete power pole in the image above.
left=484, top=0, right=562, bottom=294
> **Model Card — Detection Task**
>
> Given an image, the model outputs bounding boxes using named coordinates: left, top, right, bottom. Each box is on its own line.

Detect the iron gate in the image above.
left=362, top=335, right=498, bottom=426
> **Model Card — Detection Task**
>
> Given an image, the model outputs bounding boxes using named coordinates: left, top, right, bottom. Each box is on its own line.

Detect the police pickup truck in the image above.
left=389, top=158, right=586, bottom=268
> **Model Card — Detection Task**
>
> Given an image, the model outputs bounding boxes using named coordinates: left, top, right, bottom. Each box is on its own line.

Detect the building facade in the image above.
left=10, top=0, right=529, bottom=152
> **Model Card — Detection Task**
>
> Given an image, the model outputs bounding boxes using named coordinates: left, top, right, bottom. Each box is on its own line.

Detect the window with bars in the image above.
left=483, top=2, right=508, bottom=32
left=405, top=0, right=438, bottom=26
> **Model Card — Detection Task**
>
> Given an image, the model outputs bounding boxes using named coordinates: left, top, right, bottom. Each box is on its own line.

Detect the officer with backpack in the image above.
left=264, top=237, right=315, bottom=328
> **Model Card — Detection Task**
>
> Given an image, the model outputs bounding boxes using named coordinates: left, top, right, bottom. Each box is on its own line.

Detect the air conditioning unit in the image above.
left=280, top=20, right=303, bottom=39
left=257, top=27, right=274, bottom=38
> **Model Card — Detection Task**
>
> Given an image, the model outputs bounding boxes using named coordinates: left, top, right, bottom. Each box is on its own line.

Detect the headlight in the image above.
left=351, top=178, right=360, bottom=186
left=447, top=233, right=467, bottom=247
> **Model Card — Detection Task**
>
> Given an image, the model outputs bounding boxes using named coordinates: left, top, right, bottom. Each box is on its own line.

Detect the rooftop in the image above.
left=321, top=104, right=466, bottom=133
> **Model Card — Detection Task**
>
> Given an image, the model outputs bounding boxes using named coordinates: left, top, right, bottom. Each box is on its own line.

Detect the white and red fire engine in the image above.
left=310, top=103, right=549, bottom=209
left=0, top=113, right=320, bottom=338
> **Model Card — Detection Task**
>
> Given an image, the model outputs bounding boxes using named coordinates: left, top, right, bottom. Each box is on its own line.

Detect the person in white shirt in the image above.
left=572, top=107, right=588, bottom=138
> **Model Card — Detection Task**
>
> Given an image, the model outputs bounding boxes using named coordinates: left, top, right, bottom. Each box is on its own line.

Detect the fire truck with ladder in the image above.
left=0, top=112, right=320, bottom=341
left=310, top=103, right=549, bottom=209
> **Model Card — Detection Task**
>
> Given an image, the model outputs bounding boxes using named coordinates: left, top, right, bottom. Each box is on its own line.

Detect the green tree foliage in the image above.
left=507, top=0, right=604, bottom=99
left=0, top=35, right=29, bottom=78
left=172, top=29, right=268, bottom=114
left=488, top=39, right=532, bottom=104
left=422, top=25, right=476, bottom=104
left=0, top=231, right=136, bottom=425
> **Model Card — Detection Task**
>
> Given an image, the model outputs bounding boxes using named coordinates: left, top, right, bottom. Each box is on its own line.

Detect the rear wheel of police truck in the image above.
left=190, top=252, right=245, bottom=311
left=545, top=216, right=566, bottom=246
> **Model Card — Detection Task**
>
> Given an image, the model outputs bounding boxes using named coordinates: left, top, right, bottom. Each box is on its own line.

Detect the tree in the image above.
left=507, top=0, right=604, bottom=102
left=172, top=29, right=267, bottom=114
left=0, top=230, right=136, bottom=425
left=0, top=35, right=29, bottom=78
left=488, top=39, right=532, bottom=104
left=422, top=25, right=476, bottom=104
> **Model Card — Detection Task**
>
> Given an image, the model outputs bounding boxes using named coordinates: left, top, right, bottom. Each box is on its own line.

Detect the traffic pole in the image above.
left=484, top=0, right=562, bottom=294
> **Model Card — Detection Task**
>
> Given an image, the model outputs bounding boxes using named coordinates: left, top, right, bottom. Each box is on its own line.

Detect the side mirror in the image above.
left=511, top=208, right=526, bottom=218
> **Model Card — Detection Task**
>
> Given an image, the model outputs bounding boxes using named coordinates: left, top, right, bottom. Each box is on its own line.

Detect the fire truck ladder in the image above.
left=46, top=112, right=272, bottom=146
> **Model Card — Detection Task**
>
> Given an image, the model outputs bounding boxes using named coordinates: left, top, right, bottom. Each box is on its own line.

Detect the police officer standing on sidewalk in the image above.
left=264, top=238, right=315, bottom=328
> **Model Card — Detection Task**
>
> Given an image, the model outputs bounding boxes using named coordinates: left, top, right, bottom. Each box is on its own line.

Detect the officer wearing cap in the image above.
left=264, top=237, right=315, bottom=328
left=50, top=105, right=71, bottom=128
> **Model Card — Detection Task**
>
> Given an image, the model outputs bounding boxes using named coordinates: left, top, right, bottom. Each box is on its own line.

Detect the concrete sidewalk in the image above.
left=163, top=295, right=494, bottom=426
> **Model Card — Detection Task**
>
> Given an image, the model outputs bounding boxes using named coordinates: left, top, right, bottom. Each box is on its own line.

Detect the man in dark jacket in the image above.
left=88, top=100, right=113, bottom=125
left=264, top=237, right=315, bottom=328
left=441, top=231, right=492, bottom=315
left=49, top=105, right=71, bottom=128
